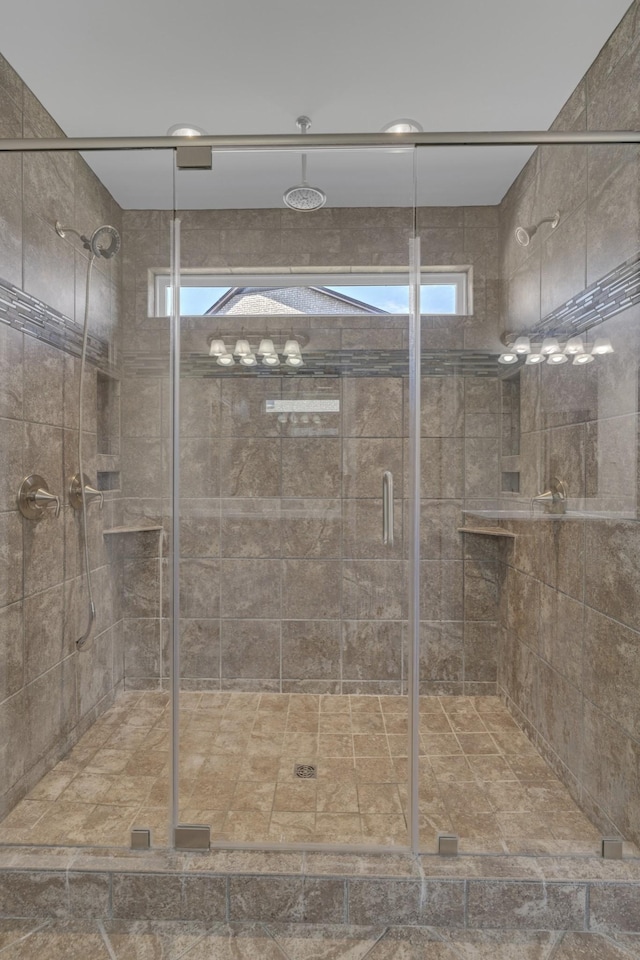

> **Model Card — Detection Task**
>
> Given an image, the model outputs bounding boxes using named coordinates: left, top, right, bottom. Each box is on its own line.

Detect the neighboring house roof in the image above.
left=205, top=285, right=389, bottom=316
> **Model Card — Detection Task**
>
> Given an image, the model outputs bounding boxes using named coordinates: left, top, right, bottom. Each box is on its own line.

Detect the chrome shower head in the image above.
left=283, top=116, right=327, bottom=212
left=55, top=221, right=121, bottom=259
left=514, top=211, right=560, bottom=247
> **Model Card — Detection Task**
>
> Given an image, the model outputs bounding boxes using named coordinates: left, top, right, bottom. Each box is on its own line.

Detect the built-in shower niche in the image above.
left=96, top=370, right=121, bottom=490
left=500, top=370, right=521, bottom=495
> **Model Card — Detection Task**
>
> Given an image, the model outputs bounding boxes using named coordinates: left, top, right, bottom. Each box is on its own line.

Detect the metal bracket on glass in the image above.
left=131, top=828, right=151, bottom=849
left=17, top=475, right=61, bottom=520
left=174, top=824, right=211, bottom=851
left=176, top=145, right=212, bottom=170
left=438, top=834, right=459, bottom=857
left=382, top=470, right=394, bottom=546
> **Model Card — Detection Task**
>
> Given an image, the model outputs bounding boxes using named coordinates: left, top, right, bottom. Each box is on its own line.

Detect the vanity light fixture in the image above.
left=564, top=336, right=585, bottom=355
left=573, top=351, right=594, bottom=365
left=498, top=352, right=519, bottom=364
left=513, top=336, right=531, bottom=354
left=591, top=337, right=614, bottom=355
left=167, top=123, right=208, bottom=137
left=240, top=353, right=258, bottom=366
left=217, top=353, right=235, bottom=366
left=285, top=355, right=305, bottom=367
left=234, top=339, right=252, bottom=357
left=262, top=353, right=281, bottom=366
left=541, top=337, right=561, bottom=355
left=283, top=338, right=302, bottom=357
left=257, top=339, right=276, bottom=356
left=209, top=338, right=227, bottom=357
left=547, top=352, right=568, bottom=365
left=525, top=352, right=545, bottom=365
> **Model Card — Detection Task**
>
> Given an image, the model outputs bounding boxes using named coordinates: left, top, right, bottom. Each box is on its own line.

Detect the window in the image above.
left=155, top=269, right=470, bottom=317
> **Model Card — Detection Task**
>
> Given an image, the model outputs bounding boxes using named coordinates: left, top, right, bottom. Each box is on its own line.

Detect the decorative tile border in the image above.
left=0, top=276, right=111, bottom=370
left=532, top=250, right=640, bottom=338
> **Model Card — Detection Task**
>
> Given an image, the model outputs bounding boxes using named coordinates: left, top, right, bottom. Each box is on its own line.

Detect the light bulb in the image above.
left=547, top=353, right=568, bottom=365
left=541, top=337, right=560, bottom=355
left=573, top=352, right=594, bottom=365
left=257, top=339, right=276, bottom=356
left=283, top=339, right=301, bottom=357
left=498, top=353, right=518, bottom=364
left=513, top=336, right=531, bottom=354
left=591, top=338, right=614, bottom=355
left=565, top=336, right=584, bottom=355
left=234, top=339, right=251, bottom=357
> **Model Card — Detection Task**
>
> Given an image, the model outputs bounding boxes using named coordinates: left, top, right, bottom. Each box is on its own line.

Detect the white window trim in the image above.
left=153, top=266, right=471, bottom=317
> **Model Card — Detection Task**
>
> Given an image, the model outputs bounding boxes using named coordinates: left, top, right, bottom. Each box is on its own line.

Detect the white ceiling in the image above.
left=1, top=0, right=632, bottom=208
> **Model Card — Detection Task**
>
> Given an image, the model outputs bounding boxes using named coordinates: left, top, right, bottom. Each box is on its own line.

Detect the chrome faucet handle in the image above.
left=18, top=475, right=61, bottom=520
left=69, top=473, right=104, bottom=511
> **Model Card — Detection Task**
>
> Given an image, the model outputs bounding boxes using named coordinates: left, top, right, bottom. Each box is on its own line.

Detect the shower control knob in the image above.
left=69, top=473, right=104, bottom=511
left=17, top=475, right=61, bottom=520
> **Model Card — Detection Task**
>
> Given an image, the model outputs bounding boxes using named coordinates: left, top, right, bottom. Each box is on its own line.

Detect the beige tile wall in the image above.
left=497, top=0, right=640, bottom=845
left=119, top=205, right=501, bottom=695
left=0, top=54, right=125, bottom=817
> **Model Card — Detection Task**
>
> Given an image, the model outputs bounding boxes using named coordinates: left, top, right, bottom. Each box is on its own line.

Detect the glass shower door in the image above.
left=171, top=144, right=420, bottom=849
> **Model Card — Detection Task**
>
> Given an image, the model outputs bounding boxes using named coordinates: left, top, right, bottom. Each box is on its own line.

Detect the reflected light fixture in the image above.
left=498, top=352, right=518, bottom=364
left=285, top=355, right=305, bottom=367
left=525, top=352, right=545, bottom=365
left=515, top=211, right=560, bottom=247
left=541, top=337, right=561, bottom=355
left=234, top=339, right=252, bottom=357
left=513, top=336, right=531, bottom=355
left=262, top=353, right=281, bottom=367
left=381, top=118, right=423, bottom=133
left=565, top=336, right=585, bottom=355
left=283, top=338, right=302, bottom=357
left=240, top=353, right=257, bottom=366
left=548, top=352, right=568, bottom=365
left=573, top=351, right=594, bottom=365
left=217, top=353, right=235, bottom=366
left=167, top=123, right=208, bottom=137
left=258, top=339, right=276, bottom=356
left=591, top=337, right=614, bottom=355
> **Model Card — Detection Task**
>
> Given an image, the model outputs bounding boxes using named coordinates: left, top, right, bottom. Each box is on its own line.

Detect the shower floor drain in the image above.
left=294, top=763, right=317, bottom=779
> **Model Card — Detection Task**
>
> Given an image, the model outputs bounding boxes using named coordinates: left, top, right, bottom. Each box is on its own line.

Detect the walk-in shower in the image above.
left=0, top=114, right=639, bottom=865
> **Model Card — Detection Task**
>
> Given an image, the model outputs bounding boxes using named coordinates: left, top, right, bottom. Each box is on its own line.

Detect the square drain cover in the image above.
left=294, top=763, right=317, bottom=779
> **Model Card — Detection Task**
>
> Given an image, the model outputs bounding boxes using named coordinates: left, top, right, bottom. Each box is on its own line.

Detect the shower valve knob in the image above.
left=17, top=475, right=61, bottom=520
left=69, top=473, right=104, bottom=511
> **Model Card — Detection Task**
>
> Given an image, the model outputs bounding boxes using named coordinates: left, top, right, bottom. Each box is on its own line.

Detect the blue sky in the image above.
left=176, top=284, right=457, bottom=315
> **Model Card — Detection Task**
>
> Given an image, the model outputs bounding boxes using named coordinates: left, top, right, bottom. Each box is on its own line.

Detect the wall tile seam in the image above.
left=498, top=631, right=586, bottom=698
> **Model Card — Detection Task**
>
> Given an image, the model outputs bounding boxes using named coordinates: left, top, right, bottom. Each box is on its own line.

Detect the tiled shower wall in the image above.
left=497, top=0, right=640, bottom=845
left=119, top=206, right=502, bottom=694
left=0, top=54, right=124, bottom=816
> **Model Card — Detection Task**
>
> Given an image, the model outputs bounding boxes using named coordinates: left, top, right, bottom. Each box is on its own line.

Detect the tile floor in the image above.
left=0, top=921, right=638, bottom=959
left=0, top=692, right=607, bottom=851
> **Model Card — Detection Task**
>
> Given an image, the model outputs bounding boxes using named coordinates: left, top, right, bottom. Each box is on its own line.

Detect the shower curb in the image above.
left=0, top=848, right=639, bottom=932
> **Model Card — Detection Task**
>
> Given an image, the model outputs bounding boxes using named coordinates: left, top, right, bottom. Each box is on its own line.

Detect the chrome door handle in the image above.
left=382, top=470, right=394, bottom=546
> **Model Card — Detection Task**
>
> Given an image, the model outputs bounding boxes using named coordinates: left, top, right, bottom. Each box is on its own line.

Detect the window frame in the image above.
left=154, top=266, right=471, bottom=317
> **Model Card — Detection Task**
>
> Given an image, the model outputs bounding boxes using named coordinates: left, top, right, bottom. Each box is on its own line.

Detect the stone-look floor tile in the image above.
left=0, top=921, right=112, bottom=959
left=315, top=814, right=363, bottom=843
left=552, top=931, right=640, bottom=959
left=268, top=923, right=386, bottom=960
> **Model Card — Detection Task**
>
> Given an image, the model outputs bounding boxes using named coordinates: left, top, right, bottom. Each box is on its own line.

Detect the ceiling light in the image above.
left=217, top=353, right=235, bottom=366
left=209, top=338, right=226, bottom=357
left=591, top=337, right=614, bottom=355
left=541, top=337, right=561, bottom=355
left=573, top=352, right=594, bottom=365
left=167, top=123, right=207, bottom=137
left=547, top=352, right=568, bottom=365
left=381, top=119, right=423, bottom=133
left=525, top=353, right=545, bottom=364
left=234, top=339, right=252, bottom=357
left=498, top=353, right=518, bottom=364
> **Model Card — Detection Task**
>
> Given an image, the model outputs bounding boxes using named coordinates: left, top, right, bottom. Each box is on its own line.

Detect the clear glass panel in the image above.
left=174, top=146, right=416, bottom=848
left=0, top=145, right=174, bottom=848
left=416, top=143, right=640, bottom=858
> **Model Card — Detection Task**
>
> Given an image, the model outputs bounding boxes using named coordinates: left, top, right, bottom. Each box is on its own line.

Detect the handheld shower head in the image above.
left=55, top=221, right=121, bottom=259
left=283, top=117, right=327, bottom=212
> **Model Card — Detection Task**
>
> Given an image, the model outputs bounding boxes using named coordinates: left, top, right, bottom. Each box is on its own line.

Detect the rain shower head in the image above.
left=55, top=221, right=121, bottom=259
left=283, top=117, right=327, bottom=212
